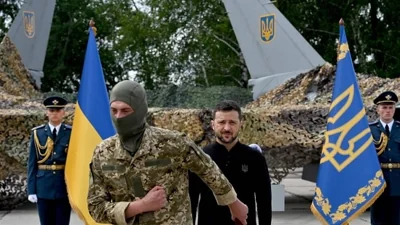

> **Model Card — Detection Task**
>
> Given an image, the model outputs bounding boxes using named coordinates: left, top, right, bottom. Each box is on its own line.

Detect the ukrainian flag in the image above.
left=65, top=27, right=115, bottom=225
left=310, top=19, right=386, bottom=224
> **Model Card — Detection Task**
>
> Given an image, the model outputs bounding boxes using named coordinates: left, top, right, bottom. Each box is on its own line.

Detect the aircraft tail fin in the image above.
left=7, top=0, right=56, bottom=88
left=221, top=0, right=326, bottom=99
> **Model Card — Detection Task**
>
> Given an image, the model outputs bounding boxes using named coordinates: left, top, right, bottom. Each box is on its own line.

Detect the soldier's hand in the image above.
left=228, top=199, right=248, bottom=225
left=28, top=194, right=37, bottom=203
left=140, top=186, right=166, bottom=212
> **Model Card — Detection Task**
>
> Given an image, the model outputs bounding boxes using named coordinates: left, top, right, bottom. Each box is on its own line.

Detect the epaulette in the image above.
left=395, top=121, right=400, bottom=124
left=31, top=124, right=45, bottom=130
left=64, top=124, right=72, bottom=129
left=369, top=121, right=379, bottom=126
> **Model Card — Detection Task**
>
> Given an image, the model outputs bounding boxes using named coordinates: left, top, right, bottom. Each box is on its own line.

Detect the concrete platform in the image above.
left=0, top=171, right=371, bottom=225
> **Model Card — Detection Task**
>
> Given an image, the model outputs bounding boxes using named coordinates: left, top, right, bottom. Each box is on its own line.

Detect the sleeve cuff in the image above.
left=113, top=202, right=136, bottom=225
left=214, top=187, right=237, bottom=205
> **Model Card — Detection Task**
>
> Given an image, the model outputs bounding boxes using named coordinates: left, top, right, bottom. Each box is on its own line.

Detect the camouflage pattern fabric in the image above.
left=88, top=125, right=236, bottom=225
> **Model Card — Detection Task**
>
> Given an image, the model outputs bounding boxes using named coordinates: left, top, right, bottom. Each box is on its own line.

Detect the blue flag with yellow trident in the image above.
left=310, top=19, right=386, bottom=224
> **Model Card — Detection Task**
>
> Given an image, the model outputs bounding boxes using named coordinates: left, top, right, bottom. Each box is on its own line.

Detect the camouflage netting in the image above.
left=246, top=63, right=400, bottom=108
left=0, top=35, right=37, bottom=209
left=1, top=32, right=400, bottom=209
left=245, top=63, right=400, bottom=183
left=0, top=36, right=39, bottom=96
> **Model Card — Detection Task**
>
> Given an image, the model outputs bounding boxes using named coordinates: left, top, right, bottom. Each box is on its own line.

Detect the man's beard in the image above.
left=216, top=132, right=238, bottom=144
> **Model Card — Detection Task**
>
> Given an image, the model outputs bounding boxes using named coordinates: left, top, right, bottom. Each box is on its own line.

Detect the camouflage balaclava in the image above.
left=110, top=80, right=148, bottom=155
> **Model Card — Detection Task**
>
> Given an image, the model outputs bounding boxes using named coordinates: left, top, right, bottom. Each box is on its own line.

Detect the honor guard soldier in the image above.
left=369, top=91, right=400, bottom=225
left=27, top=96, right=72, bottom=225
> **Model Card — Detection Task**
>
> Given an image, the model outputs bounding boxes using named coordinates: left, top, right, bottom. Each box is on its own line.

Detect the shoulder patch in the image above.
left=31, top=124, right=45, bottom=130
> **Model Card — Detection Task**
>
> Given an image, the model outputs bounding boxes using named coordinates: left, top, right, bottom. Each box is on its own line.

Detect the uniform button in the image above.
left=388, top=148, right=391, bottom=151
left=389, top=159, right=392, bottom=162
left=54, top=152, right=56, bottom=155
left=53, top=171, right=56, bottom=174
left=53, top=162, right=56, bottom=164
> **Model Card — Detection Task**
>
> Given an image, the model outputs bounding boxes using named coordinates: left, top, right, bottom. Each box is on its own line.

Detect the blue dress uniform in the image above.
left=369, top=91, right=400, bottom=225
left=27, top=96, right=72, bottom=225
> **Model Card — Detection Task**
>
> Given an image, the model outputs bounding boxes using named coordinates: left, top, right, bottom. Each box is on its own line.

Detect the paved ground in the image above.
left=0, top=169, right=371, bottom=225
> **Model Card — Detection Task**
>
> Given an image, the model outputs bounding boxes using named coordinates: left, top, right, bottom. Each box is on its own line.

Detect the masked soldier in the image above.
left=87, top=81, right=249, bottom=225
left=27, top=96, right=72, bottom=225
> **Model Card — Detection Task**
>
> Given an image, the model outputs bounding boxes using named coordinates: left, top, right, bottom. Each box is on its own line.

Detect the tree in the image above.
left=0, top=0, right=20, bottom=39
left=114, top=0, right=248, bottom=90
left=274, top=0, right=400, bottom=78
left=41, top=0, right=126, bottom=92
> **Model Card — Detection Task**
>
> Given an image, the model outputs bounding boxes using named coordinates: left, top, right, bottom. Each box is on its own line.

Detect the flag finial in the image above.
left=89, top=18, right=97, bottom=36
left=339, top=18, right=344, bottom=25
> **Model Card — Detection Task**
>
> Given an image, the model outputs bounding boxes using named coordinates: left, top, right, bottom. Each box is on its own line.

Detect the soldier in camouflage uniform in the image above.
left=87, top=80, right=248, bottom=225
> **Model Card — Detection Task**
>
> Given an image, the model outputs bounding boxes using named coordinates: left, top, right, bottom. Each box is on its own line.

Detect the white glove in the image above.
left=249, top=144, right=262, bottom=153
left=28, top=194, right=37, bottom=203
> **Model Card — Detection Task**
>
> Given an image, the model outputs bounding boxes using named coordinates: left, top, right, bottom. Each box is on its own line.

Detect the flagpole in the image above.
left=337, top=18, right=344, bottom=57
left=340, top=19, right=346, bottom=225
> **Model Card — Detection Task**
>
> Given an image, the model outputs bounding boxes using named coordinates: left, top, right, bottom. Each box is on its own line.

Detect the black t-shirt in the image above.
left=189, top=141, right=272, bottom=225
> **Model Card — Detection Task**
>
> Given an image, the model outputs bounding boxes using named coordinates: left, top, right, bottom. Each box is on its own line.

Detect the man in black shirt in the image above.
left=189, top=100, right=272, bottom=225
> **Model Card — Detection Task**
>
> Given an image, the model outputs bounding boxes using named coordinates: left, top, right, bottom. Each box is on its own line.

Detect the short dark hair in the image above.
left=213, top=100, right=242, bottom=120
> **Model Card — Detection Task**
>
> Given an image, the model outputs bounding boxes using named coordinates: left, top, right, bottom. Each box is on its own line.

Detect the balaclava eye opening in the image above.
left=109, top=80, right=148, bottom=155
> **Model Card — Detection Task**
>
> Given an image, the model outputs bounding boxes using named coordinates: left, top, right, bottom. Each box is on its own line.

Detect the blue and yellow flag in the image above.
left=310, top=19, right=386, bottom=224
left=65, top=27, right=115, bottom=225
